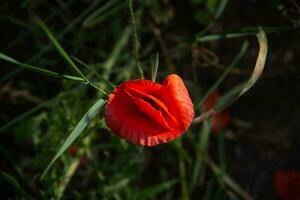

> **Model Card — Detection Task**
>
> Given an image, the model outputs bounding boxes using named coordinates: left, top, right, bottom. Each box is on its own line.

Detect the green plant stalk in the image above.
left=176, top=138, right=189, bottom=200
left=71, top=56, right=116, bottom=89
left=127, top=0, right=144, bottom=79
left=41, top=99, right=106, bottom=179
left=179, top=158, right=189, bottom=200
left=0, top=53, right=86, bottom=82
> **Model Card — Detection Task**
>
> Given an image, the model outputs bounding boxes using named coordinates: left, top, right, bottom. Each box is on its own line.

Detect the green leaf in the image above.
left=0, top=172, right=30, bottom=199
left=41, top=98, right=106, bottom=179
left=0, top=53, right=85, bottom=82
left=151, top=52, right=159, bottom=82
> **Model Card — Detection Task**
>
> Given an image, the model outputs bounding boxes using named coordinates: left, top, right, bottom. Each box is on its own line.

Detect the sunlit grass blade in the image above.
left=193, top=28, right=268, bottom=124
left=237, top=27, right=268, bottom=97
left=0, top=52, right=85, bottom=82
left=41, top=98, right=106, bottom=179
left=196, top=40, right=249, bottom=109
left=151, top=52, right=159, bottom=82
left=197, top=32, right=255, bottom=42
left=103, top=178, right=130, bottom=193
left=1, top=172, right=30, bottom=199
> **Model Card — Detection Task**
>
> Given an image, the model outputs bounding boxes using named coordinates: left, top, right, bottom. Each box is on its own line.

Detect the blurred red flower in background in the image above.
left=105, top=74, right=194, bottom=146
left=203, top=91, right=230, bottom=133
left=273, top=170, right=300, bottom=200
left=67, top=146, right=78, bottom=156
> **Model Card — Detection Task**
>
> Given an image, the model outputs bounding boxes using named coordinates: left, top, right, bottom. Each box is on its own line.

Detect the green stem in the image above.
left=127, top=0, right=144, bottom=79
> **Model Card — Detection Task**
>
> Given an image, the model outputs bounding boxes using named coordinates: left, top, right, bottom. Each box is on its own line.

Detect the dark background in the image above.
left=0, top=0, right=299, bottom=199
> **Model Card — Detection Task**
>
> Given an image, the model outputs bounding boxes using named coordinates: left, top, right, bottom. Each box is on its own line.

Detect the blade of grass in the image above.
left=57, top=134, right=92, bottom=199
left=151, top=52, right=159, bottom=82
left=190, top=120, right=211, bottom=192
left=37, top=19, right=107, bottom=95
left=138, top=179, right=179, bottom=199
left=193, top=28, right=268, bottom=124
left=196, top=40, right=249, bottom=109
left=1, top=0, right=103, bottom=83
left=202, top=154, right=254, bottom=200
left=194, top=26, right=292, bottom=43
left=71, top=56, right=116, bottom=89
left=237, top=27, right=268, bottom=97
left=1, top=0, right=75, bottom=52
left=197, top=32, right=255, bottom=42
left=83, top=0, right=125, bottom=28
left=37, top=20, right=88, bottom=80
left=0, top=53, right=86, bottom=82
left=198, top=0, right=229, bottom=35
left=41, top=98, right=106, bottom=179
left=102, top=26, right=131, bottom=78
left=175, top=138, right=189, bottom=200
left=217, top=131, right=226, bottom=181
left=0, top=172, right=30, bottom=199
left=86, top=3, right=125, bottom=28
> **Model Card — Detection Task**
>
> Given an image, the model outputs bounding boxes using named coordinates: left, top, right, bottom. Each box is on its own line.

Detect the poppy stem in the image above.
left=127, top=0, right=144, bottom=79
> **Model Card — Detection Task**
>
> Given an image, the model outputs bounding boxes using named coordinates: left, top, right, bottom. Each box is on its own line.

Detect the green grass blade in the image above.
left=83, top=0, right=124, bottom=28
left=193, top=28, right=268, bottom=124
left=215, top=27, right=268, bottom=110
left=151, top=52, right=159, bottom=82
left=37, top=20, right=108, bottom=95
left=37, top=19, right=88, bottom=81
left=41, top=98, right=106, bottom=179
left=1, top=0, right=103, bottom=84
left=138, top=179, right=179, bottom=199
left=103, top=26, right=131, bottom=78
left=199, top=0, right=228, bottom=35
left=0, top=172, right=30, bottom=199
left=71, top=56, right=116, bottom=89
left=0, top=53, right=85, bottom=82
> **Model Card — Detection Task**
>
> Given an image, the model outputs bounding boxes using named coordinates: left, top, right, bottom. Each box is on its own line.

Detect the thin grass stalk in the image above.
left=127, top=0, right=144, bottom=79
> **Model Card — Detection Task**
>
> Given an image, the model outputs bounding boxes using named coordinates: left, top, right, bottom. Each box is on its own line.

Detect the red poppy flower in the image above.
left=273, top=170, right=300, bottom=200
left=104, top=74, right=194, bottom=146
left=203, top=91, right=230, bottom=132
left=67, top=146, right=78, bottom=156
